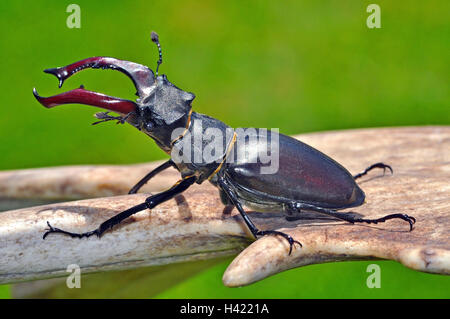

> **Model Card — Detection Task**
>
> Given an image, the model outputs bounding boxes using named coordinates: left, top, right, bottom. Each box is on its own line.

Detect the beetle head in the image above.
left=136, top=74, right=195, bottom=149
left=33, top=32, right=195, bottom=150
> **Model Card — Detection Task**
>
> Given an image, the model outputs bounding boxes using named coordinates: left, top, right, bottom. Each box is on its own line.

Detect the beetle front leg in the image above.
left=43, top=176, right=197, bottom=239
left=92, top=111, right=136, bottom=125
left=217, top=175, right=302, bottom=255
left=288, top=202, right=416, bottom=231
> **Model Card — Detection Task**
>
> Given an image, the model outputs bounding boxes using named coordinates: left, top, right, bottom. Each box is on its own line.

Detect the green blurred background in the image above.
left=0, top=0, right=448, bottom=298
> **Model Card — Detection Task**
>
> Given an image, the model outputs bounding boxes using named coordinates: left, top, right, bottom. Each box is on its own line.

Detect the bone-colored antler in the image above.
left=0, top=127, right=448, bottom=286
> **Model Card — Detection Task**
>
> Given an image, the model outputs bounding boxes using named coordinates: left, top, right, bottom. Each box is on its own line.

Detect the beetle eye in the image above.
left=144, top=122, right=154, bottom=131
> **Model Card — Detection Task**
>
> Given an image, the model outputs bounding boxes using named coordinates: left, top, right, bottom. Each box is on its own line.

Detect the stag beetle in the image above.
left=33, top=32, right=415, bottom=254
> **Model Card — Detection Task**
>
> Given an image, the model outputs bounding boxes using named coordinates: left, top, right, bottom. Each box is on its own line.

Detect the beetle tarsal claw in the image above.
left=43, top=220, right=101, bottom=239
left=256, top=230, right=302, bottom=255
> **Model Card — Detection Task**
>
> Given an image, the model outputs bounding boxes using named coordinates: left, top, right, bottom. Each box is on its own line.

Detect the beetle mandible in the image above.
left=33, top=32, right=416, bottom=254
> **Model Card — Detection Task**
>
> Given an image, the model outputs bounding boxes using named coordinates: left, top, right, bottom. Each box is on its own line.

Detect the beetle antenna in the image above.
left=151, top=31, right=162, bottom=76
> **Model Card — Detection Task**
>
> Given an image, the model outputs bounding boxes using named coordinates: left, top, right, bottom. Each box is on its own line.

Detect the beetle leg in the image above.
left=353, top=162, right=393, bottom=180
left=128, top=160, right=176, bottom=194
left=43, top=176, right=196, bottom=239
left=289, top=202, right=416, bottom=231
left=92, top=111, right=135, bottom=125
left=217, top=175, right=302, bottom=255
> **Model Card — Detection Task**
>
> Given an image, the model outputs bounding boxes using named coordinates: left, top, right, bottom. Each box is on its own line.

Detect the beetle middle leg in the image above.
left=128, top=159, right=176, bottom=194
left=217, top=175, right=302, bottom=255
left=43, top=175, right=196, bottom=239
left=288, top=202, right=416, bottom=231
left=353, top=162, right=393, bottom=180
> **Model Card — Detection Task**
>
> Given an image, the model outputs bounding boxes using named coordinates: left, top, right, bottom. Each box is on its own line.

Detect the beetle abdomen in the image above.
left=225, top=131, right=365, bottom=209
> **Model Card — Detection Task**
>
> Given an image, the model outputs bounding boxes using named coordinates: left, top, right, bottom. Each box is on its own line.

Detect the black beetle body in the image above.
left=33, top=32, right=415, bottom=254
left=218, top=130, right=365, bottom=211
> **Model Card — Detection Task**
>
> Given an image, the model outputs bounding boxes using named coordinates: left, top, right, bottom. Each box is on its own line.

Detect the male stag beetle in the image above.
left=33, top=32, right=415, bottom=254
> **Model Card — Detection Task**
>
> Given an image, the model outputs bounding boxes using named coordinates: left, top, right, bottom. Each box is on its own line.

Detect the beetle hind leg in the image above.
left=353, top=162, right=393, bottom=180
left=351, top=213, right=416, bottom=230
left=289, top=202, right=416, bottom=231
